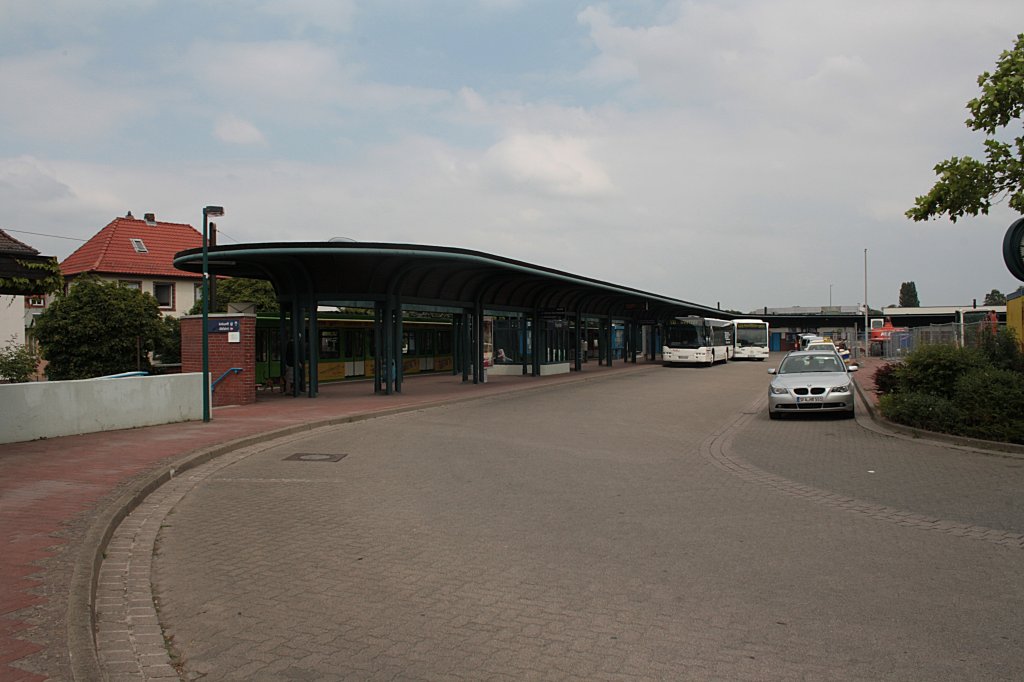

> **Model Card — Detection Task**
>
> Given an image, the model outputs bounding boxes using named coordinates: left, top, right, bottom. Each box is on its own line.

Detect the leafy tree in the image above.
left=189, top=277, right=278, bottom=315
left=983, top=288, right=1007, bottom=305
left=907, top=33, right=1024, bottom=221
left=33, top=276, right=164, bottom=379
left=898, top=281, right=920, bottom=307
left=154, top=315, right=181, bottom=365
left=0, top=337, right=40, bottom=382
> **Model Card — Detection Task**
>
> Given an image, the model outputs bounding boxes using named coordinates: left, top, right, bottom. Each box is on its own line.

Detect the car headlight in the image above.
left=831, top=384, right=851, bottom=394
left=770, top=385, right=789, bottom=395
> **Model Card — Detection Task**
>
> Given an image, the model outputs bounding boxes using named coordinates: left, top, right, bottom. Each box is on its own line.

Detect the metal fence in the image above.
left=873, top=321, right=1006, bottom=360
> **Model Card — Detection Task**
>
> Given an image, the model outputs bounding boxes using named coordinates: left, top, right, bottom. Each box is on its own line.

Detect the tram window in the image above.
left=256, top=331, right=282, bottom=363
left=320, top=329, right=341, bottom=359
left=403, top=331, right=415, bottom=355
left=256, top=330, right=269, bottom=362
left=437, top=330, right=452, bottom=354
left=344, top=330, right=364, bottom=359
left=422, top=330, right=435, bottom=355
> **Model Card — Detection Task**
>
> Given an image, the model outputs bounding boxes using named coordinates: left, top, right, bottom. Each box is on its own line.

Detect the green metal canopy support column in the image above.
left=621, top=320, right=629, bottom=364
left=373, top=302, right=383, bottom=394
left=574, top=311, right=583, bottom=372
left=473, top=300, right=484, bottom=384
left=308, top=294, right=319, bottom=398
left=382, top=296, right=394, bottom=394
left=605, top=318, right=613, bottom=366
left=278, top=302, right=289, bottom=390
left=459, top=311, right=471, bottom=382
left=393, top=295, right=404, bottom=393
left=290, top=300, right=302, bottom=397
left=531, top=309, right=541, bottom=376
left=451, top=312, right=461, bottom=377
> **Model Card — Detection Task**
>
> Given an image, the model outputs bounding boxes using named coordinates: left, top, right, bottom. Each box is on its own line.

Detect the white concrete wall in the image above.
left=0, top=373, right=205, bottom=444
left=539, top=362, right=571, bottom=376
left=0, top=295, right=25, bottom=347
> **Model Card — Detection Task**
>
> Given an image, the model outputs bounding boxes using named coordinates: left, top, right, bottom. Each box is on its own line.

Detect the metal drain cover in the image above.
left=285, top=453, right=348, bottom=462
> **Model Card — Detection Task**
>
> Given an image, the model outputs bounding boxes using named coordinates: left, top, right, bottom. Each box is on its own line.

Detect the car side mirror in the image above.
left=847, top=364, right=859, bottom=372
left=767, top=368, right=776, bottom=375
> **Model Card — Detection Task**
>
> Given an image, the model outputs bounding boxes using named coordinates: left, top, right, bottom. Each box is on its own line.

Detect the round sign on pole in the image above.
left=1002, top=217, right=1024, bottom=282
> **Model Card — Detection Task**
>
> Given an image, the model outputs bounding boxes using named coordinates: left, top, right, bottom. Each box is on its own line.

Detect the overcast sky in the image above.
left=2, top=1, right=1022, bottom=312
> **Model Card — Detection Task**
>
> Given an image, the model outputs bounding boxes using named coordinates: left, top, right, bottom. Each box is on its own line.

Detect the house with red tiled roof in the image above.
left=60, top=212, right=203, bottom=317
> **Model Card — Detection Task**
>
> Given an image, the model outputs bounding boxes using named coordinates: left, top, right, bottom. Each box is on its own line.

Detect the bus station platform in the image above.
left=0, top=359, right=656, bottom=681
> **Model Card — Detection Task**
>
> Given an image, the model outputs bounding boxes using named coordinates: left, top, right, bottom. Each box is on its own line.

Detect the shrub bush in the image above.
left=896, top=343, right=985, bottom=397
left=872, top=362, right=901, bottom=396
left=0, top=338, right=40, bottom=383
left=952, top=366, right=1024, bottom=443
left=976, top=327, right=1024, bottom=373
left=879, top=392, right=961, bottom=433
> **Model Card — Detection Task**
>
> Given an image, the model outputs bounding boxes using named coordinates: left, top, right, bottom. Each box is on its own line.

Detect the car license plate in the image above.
left=797, top=396, right=823, bottom=403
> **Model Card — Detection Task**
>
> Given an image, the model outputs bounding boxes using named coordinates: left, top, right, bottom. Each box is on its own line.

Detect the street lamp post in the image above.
left=201, top=205, right=225, bottom=423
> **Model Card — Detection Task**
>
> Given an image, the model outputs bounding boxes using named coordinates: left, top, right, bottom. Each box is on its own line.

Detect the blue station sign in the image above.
left=207, top=319, right=240, bottom=333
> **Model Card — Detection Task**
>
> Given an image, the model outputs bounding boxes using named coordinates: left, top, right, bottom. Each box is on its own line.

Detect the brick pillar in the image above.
left=181, top=314, right=257, bottom=407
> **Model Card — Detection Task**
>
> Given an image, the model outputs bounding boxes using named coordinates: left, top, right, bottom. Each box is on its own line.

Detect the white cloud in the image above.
left=183, top=40, right=448, bottom=117
left=214, top=115, right=267, bottom=145
left=0, top=156, right=75, bottom=203
left=0, top=49, right=149, bottom=141
left=256, top=0, right=357, bottom=34
left=0, top=1, right=159, bottom=39
left=4, top=1, right=1024, bottom=311
left=481, top=133, right=614, bottom=199
left=186, top=41, right=348, bottom=103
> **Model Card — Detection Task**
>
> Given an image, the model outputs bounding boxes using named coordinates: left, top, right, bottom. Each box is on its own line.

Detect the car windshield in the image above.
left=779, top=355, right=844, bottom=374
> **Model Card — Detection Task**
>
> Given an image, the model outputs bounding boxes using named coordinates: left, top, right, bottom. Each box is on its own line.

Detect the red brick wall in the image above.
left=181, top=314, right=256, bottom=407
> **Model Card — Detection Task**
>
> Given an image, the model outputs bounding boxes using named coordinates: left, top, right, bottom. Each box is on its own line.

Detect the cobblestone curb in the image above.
left=95, top=430, right=324, bottom=680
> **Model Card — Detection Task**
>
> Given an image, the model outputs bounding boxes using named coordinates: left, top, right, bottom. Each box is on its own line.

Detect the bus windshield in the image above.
left=665, top=322, right=705, bottom=349
left=735, top=323, right=768, bottom=347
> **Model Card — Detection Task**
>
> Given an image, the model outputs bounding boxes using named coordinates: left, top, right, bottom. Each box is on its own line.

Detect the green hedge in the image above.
left=878, top=328, right=1024, bottom=444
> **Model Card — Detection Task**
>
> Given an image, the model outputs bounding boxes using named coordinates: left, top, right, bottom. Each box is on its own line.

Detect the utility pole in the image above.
left=863, top=248, right=868, bottom=355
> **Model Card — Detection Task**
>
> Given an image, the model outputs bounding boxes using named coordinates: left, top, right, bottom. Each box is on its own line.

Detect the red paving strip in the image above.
left=0, top=362, right=652, bottom=680
left=850, top=355, right=885, bottom=408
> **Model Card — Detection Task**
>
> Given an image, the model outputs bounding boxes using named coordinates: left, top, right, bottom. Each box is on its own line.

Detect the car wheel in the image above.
left=769, top=409, right=780, bottom=420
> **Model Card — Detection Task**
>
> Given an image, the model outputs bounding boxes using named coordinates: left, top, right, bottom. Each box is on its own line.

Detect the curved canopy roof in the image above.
left=174, top=241, right=727, bottom=320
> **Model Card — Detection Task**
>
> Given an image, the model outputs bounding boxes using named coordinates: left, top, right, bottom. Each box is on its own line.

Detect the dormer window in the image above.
left=130, top=238, right=148, bottom=253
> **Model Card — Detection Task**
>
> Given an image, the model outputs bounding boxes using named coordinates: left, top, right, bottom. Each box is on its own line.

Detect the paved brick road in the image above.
left=131, top=360, right=1024, bottom=680
left=1, top=363, right=636, bottom=681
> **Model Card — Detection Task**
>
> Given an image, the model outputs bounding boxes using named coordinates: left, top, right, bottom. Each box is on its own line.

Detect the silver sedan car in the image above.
left=767, top=350, right=858, bottom=419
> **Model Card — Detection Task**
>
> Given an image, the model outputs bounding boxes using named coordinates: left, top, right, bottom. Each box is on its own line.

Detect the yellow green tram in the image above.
left=256, top=314, right=454, bottom=386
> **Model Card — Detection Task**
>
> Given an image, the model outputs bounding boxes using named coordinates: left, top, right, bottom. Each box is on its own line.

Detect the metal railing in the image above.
left=873, top=321, right=1006, bottom=360
left=211, top=367, right=243, bottom=392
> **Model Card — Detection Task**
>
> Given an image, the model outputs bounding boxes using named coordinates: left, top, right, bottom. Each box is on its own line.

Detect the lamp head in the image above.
left=203, top=205, right=225, bottom=217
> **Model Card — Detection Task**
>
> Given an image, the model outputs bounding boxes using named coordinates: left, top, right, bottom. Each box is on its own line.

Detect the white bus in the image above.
left=731, top=319, right=770, bottom=360
left=662, top=316, right=732, bottom=366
